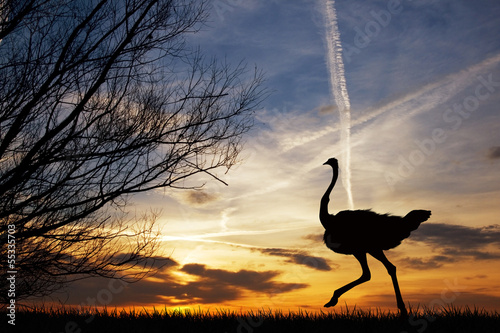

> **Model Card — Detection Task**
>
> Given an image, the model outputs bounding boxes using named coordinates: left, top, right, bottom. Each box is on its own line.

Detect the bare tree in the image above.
left=0, top=0, right=266, bottom=302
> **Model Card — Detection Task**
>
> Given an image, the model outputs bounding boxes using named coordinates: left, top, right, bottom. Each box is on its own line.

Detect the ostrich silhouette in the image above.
left=320, top=157, right=431, bottom=316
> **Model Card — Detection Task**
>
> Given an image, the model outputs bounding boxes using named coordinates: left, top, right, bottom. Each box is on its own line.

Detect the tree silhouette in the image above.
left=0, top=0, right=266, bottom=302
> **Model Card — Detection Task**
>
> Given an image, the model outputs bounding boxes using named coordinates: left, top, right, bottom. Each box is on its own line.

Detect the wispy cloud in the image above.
left=351, top=53, right=500, bottom=129
left=254, top=247, right=334, bottom=271
left=242, top=53, right=500, bottom=190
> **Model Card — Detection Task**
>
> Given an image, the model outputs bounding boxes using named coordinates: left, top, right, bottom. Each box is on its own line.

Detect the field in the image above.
left=1, top=306, right=499, bottom=333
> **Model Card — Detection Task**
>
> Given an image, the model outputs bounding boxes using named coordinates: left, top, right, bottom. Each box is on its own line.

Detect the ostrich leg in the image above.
left=324, top=252, right=371, bottom=307
left=370, top=250, right=408, bottom=317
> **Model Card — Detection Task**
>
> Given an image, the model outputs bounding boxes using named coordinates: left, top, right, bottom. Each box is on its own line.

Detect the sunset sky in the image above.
left=56, top=0, right=500, bottom=312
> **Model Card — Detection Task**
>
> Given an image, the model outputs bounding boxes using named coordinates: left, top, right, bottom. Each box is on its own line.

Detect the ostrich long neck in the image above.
left=319, top=165, right=338, bottom=229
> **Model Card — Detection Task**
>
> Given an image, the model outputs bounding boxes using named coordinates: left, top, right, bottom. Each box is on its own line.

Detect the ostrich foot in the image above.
left=324, top=296, right=338, bottom=308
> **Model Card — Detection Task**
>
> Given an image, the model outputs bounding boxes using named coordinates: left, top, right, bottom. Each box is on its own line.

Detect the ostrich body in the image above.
left=320, top=157, right=431, bottom=316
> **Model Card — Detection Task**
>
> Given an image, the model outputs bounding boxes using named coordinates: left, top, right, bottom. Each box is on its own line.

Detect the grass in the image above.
left=1, top=305, right=499, bottom=333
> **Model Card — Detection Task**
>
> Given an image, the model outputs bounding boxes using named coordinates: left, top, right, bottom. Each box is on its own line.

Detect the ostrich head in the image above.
left=323, top=157, right=338, bottom=168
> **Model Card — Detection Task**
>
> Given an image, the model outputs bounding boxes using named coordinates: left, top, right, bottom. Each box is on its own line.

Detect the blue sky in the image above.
left=56, top=0, right=500, bottom=312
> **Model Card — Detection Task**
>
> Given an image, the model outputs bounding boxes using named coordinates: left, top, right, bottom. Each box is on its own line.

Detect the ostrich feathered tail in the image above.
left=403, top=210, right=431, bottom=231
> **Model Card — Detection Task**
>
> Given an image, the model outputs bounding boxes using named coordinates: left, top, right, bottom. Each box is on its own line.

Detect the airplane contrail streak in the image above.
left=321, top=0, right=354, bottom=209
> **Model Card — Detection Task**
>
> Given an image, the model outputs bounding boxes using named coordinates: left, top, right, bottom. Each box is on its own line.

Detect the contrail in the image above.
left=321, top=0, right=354, bottom=209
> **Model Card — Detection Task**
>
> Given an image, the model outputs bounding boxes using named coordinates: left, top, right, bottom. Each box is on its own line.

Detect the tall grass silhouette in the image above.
left=1, top=305, right=498, bottom=333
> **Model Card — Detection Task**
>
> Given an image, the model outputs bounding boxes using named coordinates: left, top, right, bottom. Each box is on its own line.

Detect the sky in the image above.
left=53, top=0, right=500, bottom=313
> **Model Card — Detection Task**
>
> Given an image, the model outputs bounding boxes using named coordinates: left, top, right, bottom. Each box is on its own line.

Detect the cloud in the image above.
left=441, top=248, right=500, bottom=260
left=487, top=146, right=500, bottom=159
left=318, top=104, right=337, bottom=115
left=412, top=223, right=500, bottom=249
left=407, top=223, right=500, bottom=265
left=303, top=233, right=324, bottom=243
left=52, top=262, right=308, bottom=306
left=111, top=253, right=179, bottom=270
left=399, top=255, right=456, bottom=270
left=181, top=263, right=307, bottom=293
left=349, top=52, right=500, bottom=132
left=183, top=190, right=220, bottom=205
left=464, top=274, right=487, bottom=280
left=256, top=247, right=334, bottom=271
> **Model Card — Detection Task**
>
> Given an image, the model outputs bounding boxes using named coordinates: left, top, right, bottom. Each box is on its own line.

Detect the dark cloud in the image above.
left=399, top=256, right=453, bottom=270
left=256, top=248, right=334, bottom=271
left=50, top=262, right=307, bottom=307
left=303, top=233, right=323, bottom=243
left=181, top=263, right=306, bottom=293
left=487, top=146, right=500, bottom=159
left=465, top=274, right=487, bottom=280
left=411, top=223, right=500, bottom=250
left=318, top=104, right=337, bottom=115
left=183, top=190, right=219, bottom=205
left=402, top=223, right=500, bottom=269
left=441, top=248, right=500, bottom=260
left=112, top=253, right=179, bottom=269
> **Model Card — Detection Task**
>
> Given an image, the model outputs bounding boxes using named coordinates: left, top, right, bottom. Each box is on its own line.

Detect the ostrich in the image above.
left=320, top=157, right=431, bottom=317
